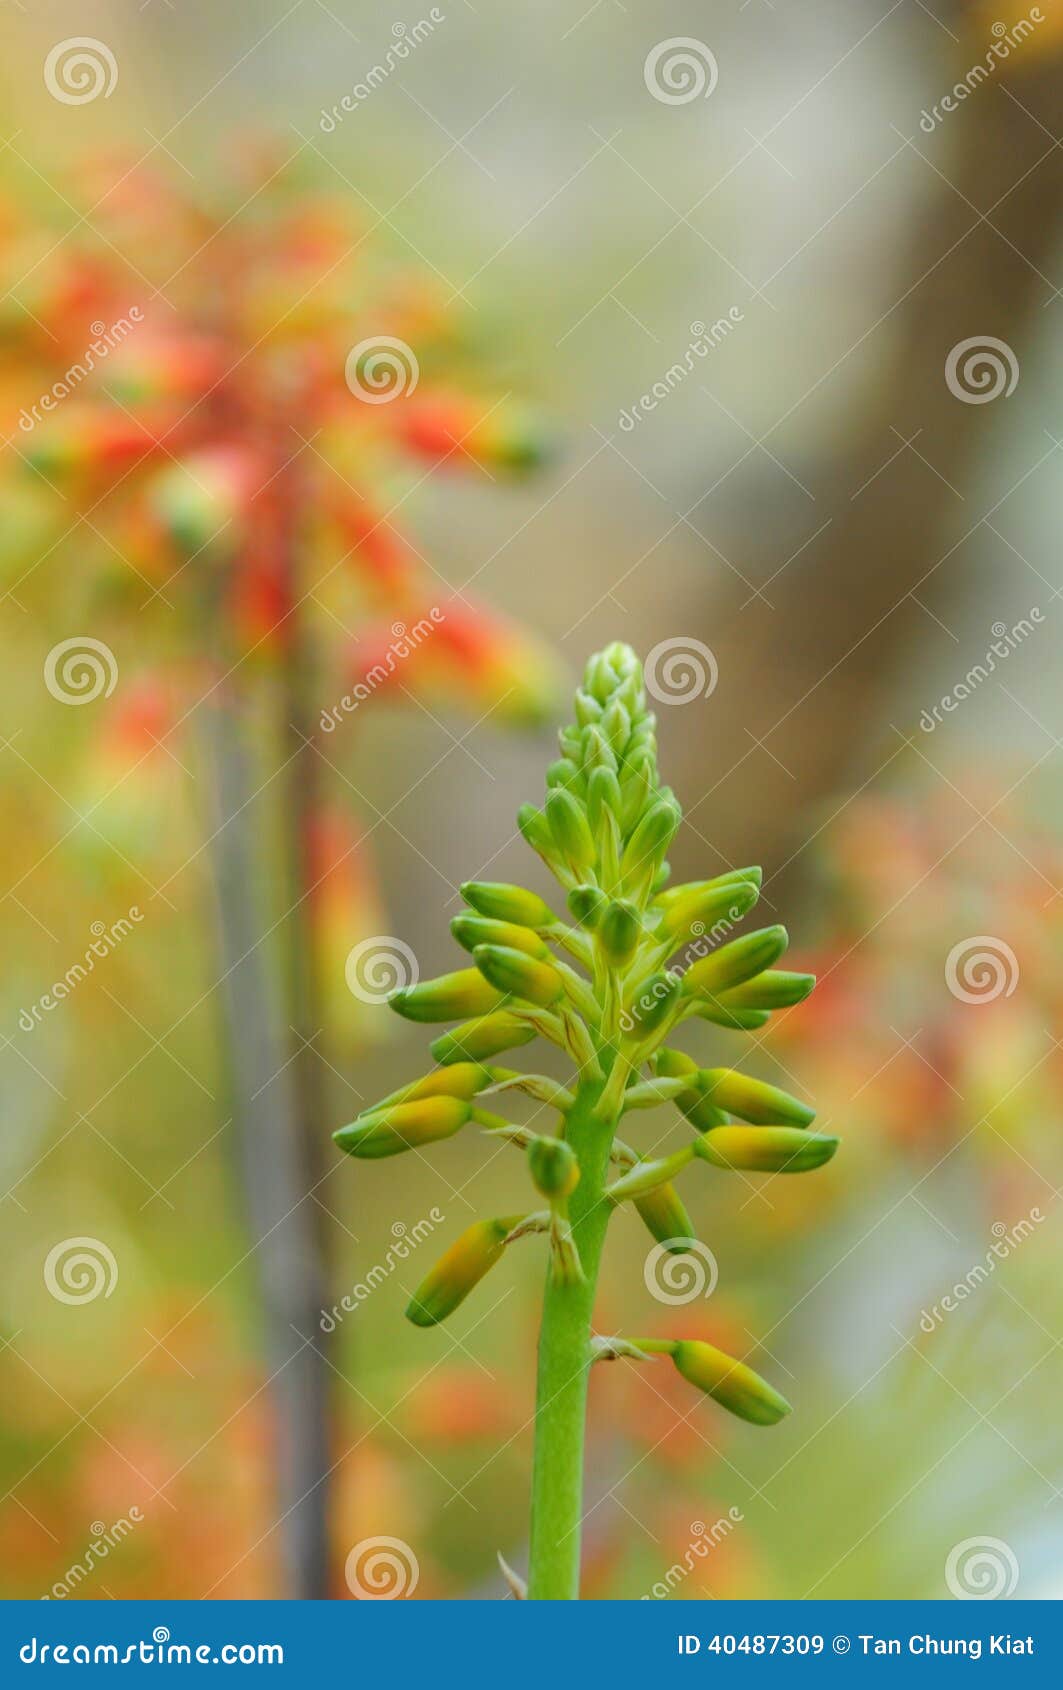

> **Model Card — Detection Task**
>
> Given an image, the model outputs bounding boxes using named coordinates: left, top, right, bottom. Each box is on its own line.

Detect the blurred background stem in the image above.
left=200, top=573, right=333, bottom=1596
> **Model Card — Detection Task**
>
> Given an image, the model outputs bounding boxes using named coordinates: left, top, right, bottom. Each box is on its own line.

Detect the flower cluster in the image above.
left=336, top=643, right=841, bottom=1593
left=1, top=152, right=561, bottom=1026
left=1, top=149, right=559, bottom=710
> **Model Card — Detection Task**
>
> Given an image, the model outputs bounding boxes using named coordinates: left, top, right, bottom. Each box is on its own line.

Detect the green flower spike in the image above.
left=333, top=643, right=841, bottom=1599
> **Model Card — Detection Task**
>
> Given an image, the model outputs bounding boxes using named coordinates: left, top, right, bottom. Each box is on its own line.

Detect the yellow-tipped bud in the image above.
left=718, top=970, right=815, bottom=1011
left=461, top=881, right=556, bottom=927
left=451, top=914, right=549, bottom=959
left=474, top=945, right=563, bottom=1008
left=430, top=1012, right=537, bottom=1065
left=377, top=1063, right=495, bottom=1108
left=696, top=1068, right=815, bottom=1128
left=598, top=899, right=641, bottom=967
left=657, top=879, right=760, bottom=947
left=528, top=1136, right=580, bottom=1199
left=682, top=926, right=788, bottom=999
left=654, top=868, right=761, bottom=917
left=671, top=1340, right=792, bottom=1426
left=390, top=967, right=505, bottom=1023
left=697, top=1125, right=838, bottom=1174
left=633, top=1182, right=696, bottom=1252
left=405, top=1215, right=526, bottom=1327
left=334, top=1096, right=471, bottom=1159
left=654, top=1047, right=726, bottom=1132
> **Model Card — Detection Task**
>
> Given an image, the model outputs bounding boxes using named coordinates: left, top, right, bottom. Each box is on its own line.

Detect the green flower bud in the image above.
left=430, top=1011, right=537, bottom=1065
left=600, top=698, right=631, bottom=755
left=451, top=914, right=549, bottom=959
left=657, top=879, right=760, bottom=948
left=654, top=1046, right=726, bottom=1132
left=581, top=726, right=617, bottom=774
left=461, top=881, right=556, bottom=928
left=546, top=757, right=582, bottom=791
left=691, top=1003, right=772, bottom=1031
left=405, top=1215, right=526, bottom=1327
left=573, top=687, right=603, bottom=726
left=682, top=926, right=788, bottom=1000
left=568, top=884, right=607, bottom=928
left=682, top=1066, right=815, bottom=1128
left=586, top=765, right=622, bottom=834
left=718, top=970, right=816, bottom=1011
left=334, top=1095, right=471, bottom=1159
left=633, top=1182, right=696, bottom=1252
left=517, top=803, right=555, bottom=859
left=377, top=1062, right=495, bottom=1108
left=623, top=969, right=682, bottom=1037
left=390, top=967, right=505, bottom=1023
left=620, top=800, right=679, bottom=891
left=697, top=1125, right=838, bottom=1174
left=545, top=787, right=596, bottom=874
left=474, top=944, right=563, bottom=1007
left=670, top=1340, right=791, bottom=1426
left=655, top=868, right=762, bottom=916
left=528, top=1136, right=580, bottom=1199
left=598, top=899, right=641, bottom=967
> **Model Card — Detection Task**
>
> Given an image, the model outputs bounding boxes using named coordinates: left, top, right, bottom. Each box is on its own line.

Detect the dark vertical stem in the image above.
left=200, top=684, right=332, bottom=1599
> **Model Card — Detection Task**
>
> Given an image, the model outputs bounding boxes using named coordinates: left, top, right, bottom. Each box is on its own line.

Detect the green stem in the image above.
left=527, top=1074, right=615, bottom=1599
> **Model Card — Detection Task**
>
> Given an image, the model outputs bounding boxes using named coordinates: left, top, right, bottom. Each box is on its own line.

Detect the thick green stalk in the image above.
left=527, top=1073, right=615, bottom=1599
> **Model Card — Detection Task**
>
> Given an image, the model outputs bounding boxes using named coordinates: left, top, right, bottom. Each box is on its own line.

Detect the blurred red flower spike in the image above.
left=393, top=391, right=555, bottom=471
